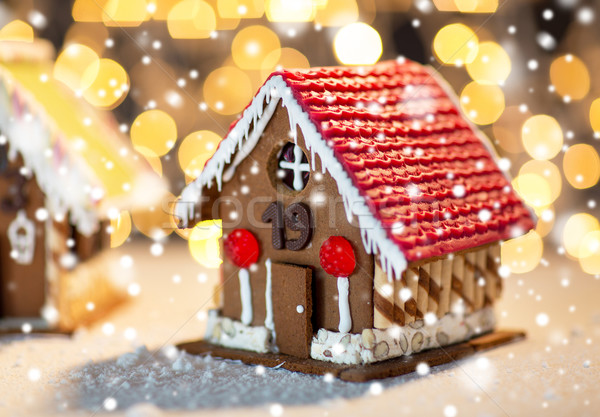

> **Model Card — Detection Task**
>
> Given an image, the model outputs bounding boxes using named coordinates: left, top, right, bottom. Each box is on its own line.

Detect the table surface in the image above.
left=1, top=239, right=598, bottom=417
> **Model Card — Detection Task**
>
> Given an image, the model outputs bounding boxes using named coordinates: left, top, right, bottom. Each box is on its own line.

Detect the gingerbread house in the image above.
left=0, top=40, right=164, bottom=333
left=175, top=59, right=534, bottom=365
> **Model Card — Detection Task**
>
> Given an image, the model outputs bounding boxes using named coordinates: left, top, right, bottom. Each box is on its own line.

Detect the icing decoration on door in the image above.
left=8, top=209, right=36, bottom=265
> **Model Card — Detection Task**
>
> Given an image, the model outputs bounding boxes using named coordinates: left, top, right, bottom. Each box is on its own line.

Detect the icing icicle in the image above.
left=239, top=268, right=252, bottom=326
left=222, top=97, right=280, bottom=183
left=264, top=258, right=274, bottom=331
left=337, top=277, right=351, bottom=333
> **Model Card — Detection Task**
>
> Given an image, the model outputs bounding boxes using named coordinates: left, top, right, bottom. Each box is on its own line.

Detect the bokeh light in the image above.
left=64, top=22, right=109, bottom=55
left=456, top=0, right=498, bottom=12
left=579, top=230, right=600, bottom=274
left=53, top=44, right=100, bottom=92
left=215, top=14, right=241, bottom=31
left=563, top=213, right=600, bottom=258
left=203, top=66, right=253, bottom=115
left=167, top=0, right=216, bottom=39
left=82, top=58, right=129, bottom=108
left=433, top=23, right=479, bottom=66
left=188, top=220, right=223, bottom=268
left=102, top=0, right=149, bottom=27
left=466, top=41, right=511, bottom=84
left=217, top=0, right=265, bottom=18
left=315, top=0, right=359, bottom=27
left=549, top=54, right=590, bottom=101
left=512, top=173, right=552, bottom=209
left=147, top=0, right=180, bottom=20
left=139, top=151, right=163, bottom=177
left=265, top=0, right=315, bottom=22
left=501, top=230, right=543, bottom=274
left=260, top=47, right=310, bottom=79
left=178, top=130, right=220, bottom=181
left=460, top=81, right=505, bottom=125
left=333, top=23, right=382, bottom=66
left=535, top=206, right=555, bottom=238
left=0, top=20, right=34, bottom=42
left=130, top=110, right=178, bottom=157
left=72, top=0, right=107, bottom=22
left=131, top=192, right=176, bottom=240
left=589, top=98, right=600, bottom=133
left=563, top=144, right=600, bottom=189
left=434, top=0, right=498, bottom=12
left=521, top=115, right=563, bottom=160
left=519, top=160, right=561, bottom=204
left=492, top=106, right=530, bottom=154
left=231, top=25, right=280, bottom=70
left=109, top=210, right=132, bottom=248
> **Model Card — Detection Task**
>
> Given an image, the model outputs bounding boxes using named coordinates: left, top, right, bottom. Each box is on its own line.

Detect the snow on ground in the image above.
left=0, top=239, right=599, bottom=417
left=54, top=345, right=405, bottom=411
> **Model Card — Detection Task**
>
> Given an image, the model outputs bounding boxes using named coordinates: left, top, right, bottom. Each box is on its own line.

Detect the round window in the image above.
left=276, top=142, right=310, bottom=191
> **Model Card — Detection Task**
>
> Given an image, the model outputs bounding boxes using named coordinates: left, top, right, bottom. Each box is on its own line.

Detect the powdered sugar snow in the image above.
left=54, top=345, right=402, bottom=411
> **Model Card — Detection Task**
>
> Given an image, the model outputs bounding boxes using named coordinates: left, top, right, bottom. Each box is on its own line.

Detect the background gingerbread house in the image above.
left=176, top=59, right=535, bottom=364
left=0, top=40, right=164, bottom=333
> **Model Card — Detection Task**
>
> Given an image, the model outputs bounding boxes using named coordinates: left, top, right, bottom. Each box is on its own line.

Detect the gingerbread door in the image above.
left=271, top=262, right=313, bottom=358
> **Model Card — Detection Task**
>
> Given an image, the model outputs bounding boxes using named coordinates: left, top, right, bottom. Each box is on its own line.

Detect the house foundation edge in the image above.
left=203, top=306, right=496, bottom=365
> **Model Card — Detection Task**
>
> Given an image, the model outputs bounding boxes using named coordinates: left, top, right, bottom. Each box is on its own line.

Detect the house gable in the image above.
left=217, top=102, right=374, bottom=333
left=177, top=74, right=408, bottom=282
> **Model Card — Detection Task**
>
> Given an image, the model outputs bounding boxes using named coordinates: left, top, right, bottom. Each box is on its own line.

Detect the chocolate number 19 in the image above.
left=261, top=201, right=313, bottom=251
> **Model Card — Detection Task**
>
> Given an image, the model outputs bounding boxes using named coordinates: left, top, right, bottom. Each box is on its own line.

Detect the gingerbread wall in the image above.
left=217, top=103, right=375, bottom=334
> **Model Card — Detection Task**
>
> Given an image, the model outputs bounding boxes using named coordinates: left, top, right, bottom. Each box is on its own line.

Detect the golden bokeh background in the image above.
left=2, top=0, right=599, bottom=274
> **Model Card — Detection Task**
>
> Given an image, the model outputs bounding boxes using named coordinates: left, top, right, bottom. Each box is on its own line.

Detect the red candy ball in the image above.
left=224, top=229, right=259, bottom=269
left=319, top=236, right=356, bottom=278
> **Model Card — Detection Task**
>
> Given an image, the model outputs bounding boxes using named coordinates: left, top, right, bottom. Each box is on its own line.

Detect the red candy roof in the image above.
left=267, top=60, right=534, bottom=261
left=195, top=59, right=535, bottom=266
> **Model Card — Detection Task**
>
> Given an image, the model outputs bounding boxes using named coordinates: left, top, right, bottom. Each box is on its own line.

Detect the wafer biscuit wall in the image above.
left=373, top=243, right=502, bottom=329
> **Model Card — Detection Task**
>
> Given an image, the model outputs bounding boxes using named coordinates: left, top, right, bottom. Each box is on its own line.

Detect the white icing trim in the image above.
left=239, top=268, right=252, bottom=326
left=337, top=277, right=351, bottom=333
left=203, top=308, right=496, bottom=364
left=222, top=97, right=280, bottom=183
left=205, top=313, right=271, bottom=354
left=0, top=98, right=98, bottom=234
left=264, top=258, right=274, bottom=331
left=175, top=76, right=408, bottom=280
left=311, top=307, right=496, bottom=365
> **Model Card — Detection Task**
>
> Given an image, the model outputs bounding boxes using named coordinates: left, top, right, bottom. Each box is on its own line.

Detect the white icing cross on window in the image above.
left=279, top=143, right=310, bottom=191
